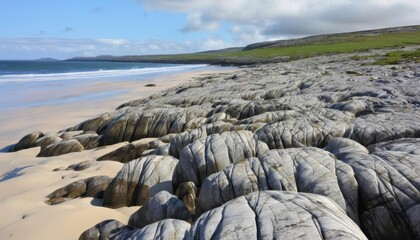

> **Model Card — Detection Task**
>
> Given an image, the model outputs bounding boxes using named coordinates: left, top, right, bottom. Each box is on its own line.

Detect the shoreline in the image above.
left=0, top=66, right=238, bottom=240
left=0, top=67, right=237, bottom=148
left=0, top=47, right=419, bottom=239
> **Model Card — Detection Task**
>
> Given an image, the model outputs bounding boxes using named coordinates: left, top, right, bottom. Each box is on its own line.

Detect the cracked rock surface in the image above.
left=17, top=48, right=419, bottom=239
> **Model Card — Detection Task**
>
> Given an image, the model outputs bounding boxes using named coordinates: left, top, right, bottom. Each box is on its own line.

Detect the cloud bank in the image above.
left=139, top=0, right=420, bottom=44
left=0, top=37, right=229, bottom=60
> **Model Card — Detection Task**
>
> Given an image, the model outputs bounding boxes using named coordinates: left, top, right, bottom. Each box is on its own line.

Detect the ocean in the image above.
left=0, top=60, right=213, bottom=110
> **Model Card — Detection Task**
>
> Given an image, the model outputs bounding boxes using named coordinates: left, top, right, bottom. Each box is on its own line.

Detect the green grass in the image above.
left=156, top=31, right=420, bottom=63
left=74, top=30, right=420, bottom=64
left=225, top=32, right=420, bottom=59
left=373, top=49, right=420, bottom=65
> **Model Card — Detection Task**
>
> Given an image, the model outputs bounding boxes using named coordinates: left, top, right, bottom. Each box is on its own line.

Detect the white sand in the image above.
left=0, top=144, right=136, bottom=240
left=0, top=69, right=235, bottom=148
left=0, top=68, right=236, bottom=240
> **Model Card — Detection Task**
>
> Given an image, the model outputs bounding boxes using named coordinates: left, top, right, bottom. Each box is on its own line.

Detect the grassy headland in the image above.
left=69, top=25, right=420, bottom=65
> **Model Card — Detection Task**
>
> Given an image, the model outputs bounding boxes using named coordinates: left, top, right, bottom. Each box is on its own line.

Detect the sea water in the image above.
left=0, top=60, right=212, bottom=110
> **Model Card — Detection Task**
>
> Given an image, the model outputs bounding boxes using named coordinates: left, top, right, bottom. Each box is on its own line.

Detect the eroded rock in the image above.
left=46, top=176, right=112, bottom=205
left=190, top=191, right=367, bottom=239
left=198, top=148, right=359, bottom=223
left=326, top=137, right=420, bottom=239
left=175, top=130, right=269, bottom=187
left=103, top=155, right=178, bottom=208
left=37, top=139, right=84, bottom=157
left=128, top=191, right=191, bottom=228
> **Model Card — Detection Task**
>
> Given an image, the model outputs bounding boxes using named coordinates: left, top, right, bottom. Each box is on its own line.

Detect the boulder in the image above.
left=34, top=135, right=62, bottom=149
left=347, top=112, right=420, bottom=146
left=198, top=148, right=359, bottom=223
left=72, top=133, right=102, bottom=150
left=175, top=130, right=269, bottom=187
left=46, top=176, right=112, bottom=205
left=190, top=191, right=367, bottom=239
left=79, top=220, right=132, bottom=240
left=168, top=121, right=234, bottom=158
left=37, top=139, right=84, bottom=157
left=13, top=131, right=44, bottom=151
left=175, top=182, right=197, bottom=217
left=112, top=219, right=190, bottom=240
left=325, top=138, right=420, bottom=239
left=128, top=191, right=191, bottom=228
left=103, top=155, right=178, bottom=208
left=97, top=139, right=164, bottom=163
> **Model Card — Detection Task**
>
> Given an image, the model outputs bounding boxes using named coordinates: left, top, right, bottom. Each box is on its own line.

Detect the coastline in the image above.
left=0, top=47, right=419, bottom=239
left=0, top=66, right=238, bottom=240
left=0, top=67, right=236, bottom=148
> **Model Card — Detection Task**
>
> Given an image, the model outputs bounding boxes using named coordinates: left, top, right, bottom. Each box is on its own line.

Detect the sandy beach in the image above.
left=0, top=67, right=236, bottom=240
left=0, top=68, right=234, bottom=148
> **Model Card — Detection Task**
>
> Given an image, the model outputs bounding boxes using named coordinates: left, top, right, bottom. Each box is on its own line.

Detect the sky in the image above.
left=0, top=0, right=419, bottom=60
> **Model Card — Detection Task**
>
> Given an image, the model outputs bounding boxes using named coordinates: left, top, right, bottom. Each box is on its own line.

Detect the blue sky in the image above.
left=0, top=0, right=419, bottom=59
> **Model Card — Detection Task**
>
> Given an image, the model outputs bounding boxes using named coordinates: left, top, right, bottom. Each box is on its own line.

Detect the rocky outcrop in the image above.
left=37, top=139, right=84, bottom=157
left=97, top=139, right=164, bottom=163
left=112, top=219, right=190, bottom=240
left=174, top=130, right=269, bottom=187
left=46, top=176, right=112, bottom=205
left=347, top=112, right=420, bottom=146
left=198, top=148, right=359, bottom=223
left=12, top=47, right=420, bottom=239
left=103, top=155, right=178, bottom=208
left=175, top=182, right=197, bottom=217
left=13, top=131, right=44, bottom=151
left=128, top=191, right=191, bottom=228
left=168, top=121, right=234, bottom=158
left=79, top=220, right=133, bottom=240
left=325, top=137, right=420, bottom=240
left=88, top=106, right=209, bottom=146
left=190, top=191, right=367, bottom=239
left=254, top=117, right=350, bottom=149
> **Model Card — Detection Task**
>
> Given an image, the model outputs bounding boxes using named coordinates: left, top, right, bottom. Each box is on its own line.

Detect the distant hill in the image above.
left=34, top=58, right=60, bottom=62
left=68, top=25, right=420, bottom=65
left=243, top=25, right=420, bottom=50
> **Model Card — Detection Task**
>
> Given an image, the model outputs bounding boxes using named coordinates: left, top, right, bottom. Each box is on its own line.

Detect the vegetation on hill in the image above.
left=69, top=26, right=420, bottom=65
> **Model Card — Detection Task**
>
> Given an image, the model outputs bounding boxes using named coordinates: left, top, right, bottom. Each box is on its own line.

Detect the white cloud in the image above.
left=0, top=37, right=230, bottom=60
left=139, top=0, right=420, bottom=44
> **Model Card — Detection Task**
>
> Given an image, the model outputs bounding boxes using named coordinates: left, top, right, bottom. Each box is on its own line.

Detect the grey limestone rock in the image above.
left=112, top=219, right=190, bottom=240
left=168, top=121, right=234, bottom=158
left=46, top=176, right=112, bottom=205
left=128, top=191, right=191, bottom=228
left=97, top=139, right=165, bottom=163
left=175, top=130, right=269, bottom=187
left=190, top=191, right=367, bottom=239
left=347, top=111, right=420, bottom=146
left=254, top=117, right=350, bottom=149
left=37, top=139, right=84, bottom=157
left=66, top=160, right=99, bottom=171
left=175, top=182, right=197, bottom=217
left=198, top=148, right=359, bottom=223
left=103, top=155, right=178, bottom=208
left=13, top=131, right=44, bottom=151
left=73, top=133, right=102, bottom=150
left=79, top=220, right=133, bottom=240
left=99, top=106, right=208, bottom=146
left=34, top=135, right=63, bottom=149
left=325, top=137, right=420, bottom=240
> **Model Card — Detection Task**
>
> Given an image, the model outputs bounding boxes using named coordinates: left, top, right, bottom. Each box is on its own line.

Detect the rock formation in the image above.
left=190, top=191, right=367, bottom=239
left=16, top=47, right=418, bottom=239
left=103, top=155, right=178, bottom=208
left=128, top=191, right=191, bottom=228
left=174, top=130, right=269, bottom=187
left=198, top=148, right=359, bottom=223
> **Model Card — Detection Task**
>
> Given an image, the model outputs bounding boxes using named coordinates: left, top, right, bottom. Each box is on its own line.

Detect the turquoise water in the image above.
left=0, top=60, right=214, bottom=110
